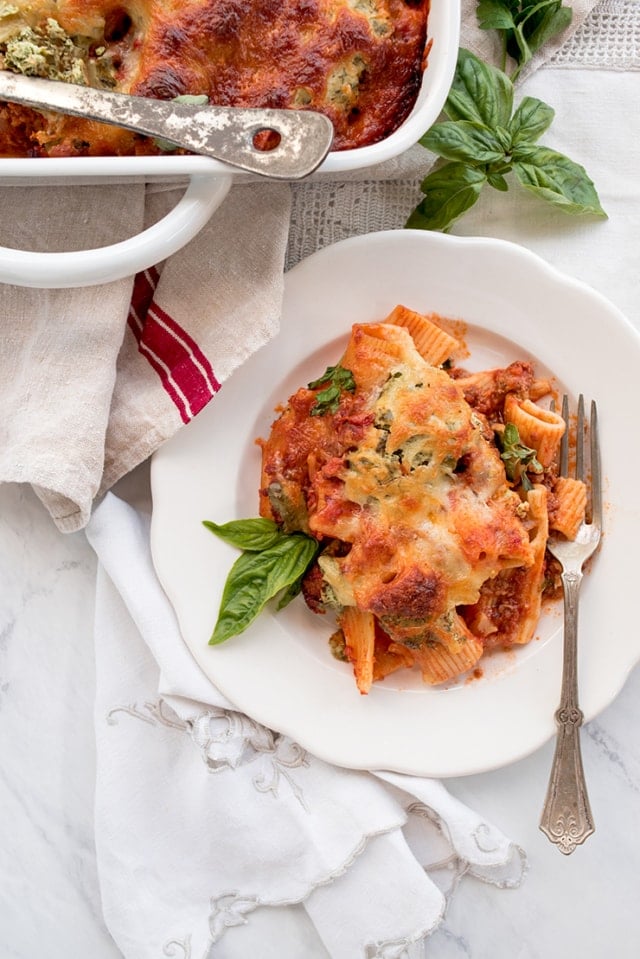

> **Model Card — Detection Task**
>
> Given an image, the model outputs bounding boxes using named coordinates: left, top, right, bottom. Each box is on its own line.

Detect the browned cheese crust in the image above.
left=0, top=0, right=430, bottom=157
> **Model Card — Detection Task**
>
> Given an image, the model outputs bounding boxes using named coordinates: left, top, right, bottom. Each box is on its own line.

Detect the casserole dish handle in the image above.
left=0, top=174, right=231, bottom=289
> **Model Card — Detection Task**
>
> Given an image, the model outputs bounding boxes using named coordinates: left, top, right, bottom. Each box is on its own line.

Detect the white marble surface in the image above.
left=3, top=18, right=640, bottom=956
left=2, top=468, right=640, bottom=958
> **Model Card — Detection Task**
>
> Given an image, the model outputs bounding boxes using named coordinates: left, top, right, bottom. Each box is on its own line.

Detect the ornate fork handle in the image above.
left=540, top=570, right=595, bottom=854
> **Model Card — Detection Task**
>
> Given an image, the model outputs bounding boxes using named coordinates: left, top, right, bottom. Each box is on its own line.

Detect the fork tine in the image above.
left=576, top=394, right=585, bottom=482
left=559, top=394, right=569, bottom=476
left=590, top=400, right=602, bottom=528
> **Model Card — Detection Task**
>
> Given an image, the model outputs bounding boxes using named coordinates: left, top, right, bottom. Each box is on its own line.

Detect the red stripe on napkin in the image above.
left=128, top=270, right=220, bottom=424
left=129, top=267, right=160, bottom=320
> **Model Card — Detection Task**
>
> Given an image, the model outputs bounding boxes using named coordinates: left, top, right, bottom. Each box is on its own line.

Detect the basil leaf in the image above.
left=521, top=3, right=572, bottom=57
left=406, top=162, right=486, bottom=232
left=509, top=96, right=554, bottom=145
left=276, top=572, right=306, bottom=610
left=445, top=48, right=513, bottom=129
left=504, top=2, right=572, bottom=78
left=308, top=363, right=353, bottom=390
left=411, top=27, right=602, bottom=232
left=487, top=172, right=510, bottom=191
left=506, top=24, right=533, bottom=74
left=512, top=146, right=607, bottom=216
left=494, top=125, right=512, bottom=152
left=203, top=517, right=281, bottom=551
left=308, top=363, right=355, bottom=416
left=478, top=0, right=572, bottom=79
left=476, top=0, right=517, bottom=31
left=520, top=472, right=534, bottom=492
left=496, top=422, right=543, bottom=484
left=420, top=120, right=505, bottom=165
left=210, top=534, right=319, bottom=644
left=312, top=384, right=340, bottom=412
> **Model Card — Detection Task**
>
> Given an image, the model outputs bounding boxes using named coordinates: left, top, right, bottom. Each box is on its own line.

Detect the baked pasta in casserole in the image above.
left=0, top=0, right=430, bottom=157
left=256, top=307, right=585, bottom=693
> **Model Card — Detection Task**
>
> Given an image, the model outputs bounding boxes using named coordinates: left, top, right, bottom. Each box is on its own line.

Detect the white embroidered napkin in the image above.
left=86, top=492, right=525, bottom=959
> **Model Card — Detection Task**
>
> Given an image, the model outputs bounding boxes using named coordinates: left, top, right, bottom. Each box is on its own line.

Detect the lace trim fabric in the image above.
left=550, top=0, right=640, bottom=69
left=286, top=176, right=423, bottom=270
left=286, top=0, right=639, bottom=271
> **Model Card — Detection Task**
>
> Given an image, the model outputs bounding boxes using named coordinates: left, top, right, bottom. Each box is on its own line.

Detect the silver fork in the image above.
left=539, top=395, right=602, bottom=855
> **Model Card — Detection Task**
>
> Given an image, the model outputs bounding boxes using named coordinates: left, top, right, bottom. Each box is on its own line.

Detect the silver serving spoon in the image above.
left=0, top=71, right=334, bottom=179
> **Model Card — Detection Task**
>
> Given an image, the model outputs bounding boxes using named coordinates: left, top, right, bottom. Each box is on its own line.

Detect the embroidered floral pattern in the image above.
left=365, top=940, right=413, bottom=959
left=107, top=699, right=189, bottom=730
left=473, top=822, right=501, bottom=854
left=406, top=801, right=526, bottom=893
left=106, top=698, right=310, bottom=808
left=208, top=892, right=259, bottom=942
left=189, top=707, right=310, bottom=809
left=110, top=705, right=522, bottom=956
left=162, top=936, right=192, bottom=959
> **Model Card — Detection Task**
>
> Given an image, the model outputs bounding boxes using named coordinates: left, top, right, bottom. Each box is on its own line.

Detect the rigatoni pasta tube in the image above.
left=551, top=476, right=587, bottom=540
left=504, top=394, right=565, bottom=468
left=508, top=485, right=549, bottom=645
left=411, top=632, right=484, bottom=685
left=339, top=607, right=376, bottom=695
left=385, top=304, right=461, bottom=366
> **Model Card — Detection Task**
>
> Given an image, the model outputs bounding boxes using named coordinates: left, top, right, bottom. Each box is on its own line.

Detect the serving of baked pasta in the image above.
left=206, top=305, right=586, bottom=695
left=0, top=0, right=430, bottom=157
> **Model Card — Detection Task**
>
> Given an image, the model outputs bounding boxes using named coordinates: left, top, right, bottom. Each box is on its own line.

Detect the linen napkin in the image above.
left=0, top=0, right=598, bottom=534
left=86, top=491, right=526, bottom=959
left=0, top=179, right=291, bottom=531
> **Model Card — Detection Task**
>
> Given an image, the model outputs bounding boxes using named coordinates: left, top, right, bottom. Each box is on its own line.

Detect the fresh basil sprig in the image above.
left=308, top=363, right=356, bottom=416
left=496, top=422, right=543, bottom=490
left=406, top=48, right=606, bottom=233
left=203, top=517, right=282, bottom=551
left=204, top=518, right=319, bottom=644
left=477, top=0, right=573, bottom=80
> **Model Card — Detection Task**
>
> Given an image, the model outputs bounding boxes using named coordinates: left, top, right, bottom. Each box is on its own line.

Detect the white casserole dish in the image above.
left=0, top=0, right=460, bottom=288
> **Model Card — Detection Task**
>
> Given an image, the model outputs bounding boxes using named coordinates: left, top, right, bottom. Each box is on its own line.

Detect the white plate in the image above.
left=151, top=230, right=640, bottom=777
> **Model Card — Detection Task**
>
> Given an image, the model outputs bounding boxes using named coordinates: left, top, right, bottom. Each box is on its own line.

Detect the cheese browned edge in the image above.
left=0, top=0, right=430, bottom=157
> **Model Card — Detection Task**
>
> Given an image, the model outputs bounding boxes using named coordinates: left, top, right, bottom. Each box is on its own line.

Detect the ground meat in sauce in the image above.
left=450, top=361, right=535, bottom=420
left=462, top=565, right=532, bottom=648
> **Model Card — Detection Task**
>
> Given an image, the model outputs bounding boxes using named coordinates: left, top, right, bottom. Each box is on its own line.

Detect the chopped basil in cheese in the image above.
left=2, top=18, right=88, bottom=83
left=346, top=0, right=392, bottom=37
left=326, top=54, right=368, bottom=110
left=0, top=15, right=120, bottom=88
left=329, top=630, right=349, bottom=661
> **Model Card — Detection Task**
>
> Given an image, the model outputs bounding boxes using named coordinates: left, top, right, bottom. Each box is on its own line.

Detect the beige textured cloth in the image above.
left=0, top=0, right=599, bottom=532
left=0, top=181, right=290, bottom=530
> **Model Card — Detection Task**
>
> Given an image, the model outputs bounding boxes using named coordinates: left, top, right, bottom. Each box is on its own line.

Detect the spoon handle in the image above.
left=0, top=71, right=334, bottom=179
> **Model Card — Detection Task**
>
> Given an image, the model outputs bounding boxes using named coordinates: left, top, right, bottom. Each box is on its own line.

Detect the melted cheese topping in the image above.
left=260, top=322, right=536, bottom=651
left=0, top=0, right=429, bottom=157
